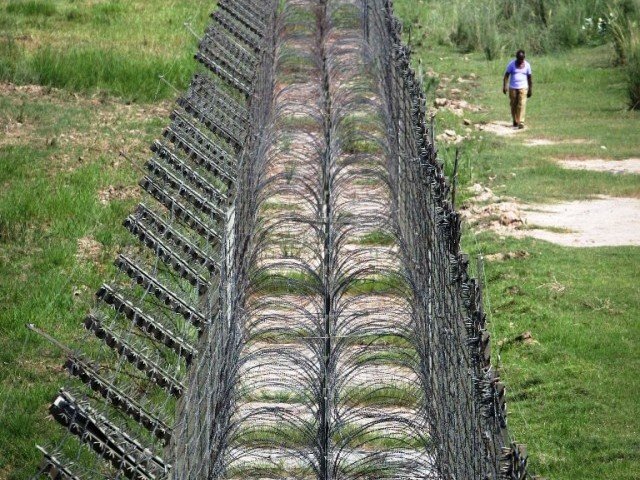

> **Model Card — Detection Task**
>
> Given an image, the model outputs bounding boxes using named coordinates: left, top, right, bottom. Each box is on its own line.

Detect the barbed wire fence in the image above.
left=363, top=0, right=527, bottom=478
left=29, top=0, right=528, bottom=479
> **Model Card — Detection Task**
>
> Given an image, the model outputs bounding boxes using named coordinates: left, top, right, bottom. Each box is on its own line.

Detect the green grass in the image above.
left=394, top=2, right=640, bottom=478
left=6, top=0, right=57, bottom=16
left=357, top=230, right=395, bottom=246
left=1, top=1, right=639, bottom=479
left=252, top=271, right=407, bottom=296
left=396, top=0, right=637, bottom=56
left=629, top=43, right=640, bottom=109
left=0, top=77, right=168, bottom=479
left=469, top=235, right=640, bottom=479
left=419, top=44, right=640, bottom=204
left=238, top=422, right=426, bottom=450
left=0, top=0, right=214, bottom=101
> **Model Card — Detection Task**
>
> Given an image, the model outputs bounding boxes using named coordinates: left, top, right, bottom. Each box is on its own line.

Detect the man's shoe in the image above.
left=513, top=122, right=518, bottom=127
left=518, top=123, right=525, bottom=129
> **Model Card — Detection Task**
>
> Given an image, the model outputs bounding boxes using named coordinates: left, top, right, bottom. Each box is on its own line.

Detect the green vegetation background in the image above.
left=0, top=0, right=638, bottom=479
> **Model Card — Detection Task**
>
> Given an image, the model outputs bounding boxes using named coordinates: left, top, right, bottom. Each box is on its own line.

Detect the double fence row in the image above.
left=33, top=1, right=528, bottom=479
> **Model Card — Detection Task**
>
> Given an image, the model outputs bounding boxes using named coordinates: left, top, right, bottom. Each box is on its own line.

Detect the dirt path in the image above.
left=465, top=125, right=640, bottom=247
left=521, top=197, right=640, bottom=247
left=557, top=158, right=640, bottom=174
left=463, top=182, right=640, bottom=247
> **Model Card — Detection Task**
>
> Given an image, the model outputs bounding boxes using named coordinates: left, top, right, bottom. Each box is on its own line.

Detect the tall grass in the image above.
left=595, top=0, right=640, bottom=107
left=0, top=0, right=212, bottom=102
left=399, top=0, right=640, bottom=107
left=6, top=0, right=57, bottom=16
left=451, top=0, right=610, bottom=58
left=0, top=42, right=197, bottom=101
left=30, top=47, right=195, bottom=101
left=400, top=0, right=638, bottom=59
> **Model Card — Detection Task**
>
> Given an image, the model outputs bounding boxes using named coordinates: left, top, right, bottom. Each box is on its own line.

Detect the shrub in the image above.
left=482, top=24, right=502, bottom=60
left=451, top=1, right=504, bottom=59
left=450, top=12, right=479, bottom=54
left=597, top=1, right=640, bottom=65
left=0, top=36, right=20, bottom=81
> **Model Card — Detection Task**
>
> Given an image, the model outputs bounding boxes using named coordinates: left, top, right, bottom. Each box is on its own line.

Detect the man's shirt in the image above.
left=505, top=60, right=532, bottom=89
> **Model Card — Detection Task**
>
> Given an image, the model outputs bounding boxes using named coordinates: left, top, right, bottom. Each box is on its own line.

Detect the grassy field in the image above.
left=0, top=0, right=639, bottom=479
left=395, top=1, right=640, bottom=478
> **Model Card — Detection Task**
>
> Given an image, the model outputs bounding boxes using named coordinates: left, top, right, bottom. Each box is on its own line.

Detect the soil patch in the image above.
left=557, top=158, right=640, bottom=175
left=476, top=121, right=522, bottom=136
left=524, top=138, right=591, bottom=147
left=76, top=236, right=103, bottom=263
left=463, top=185, right=640, bottom=247
left=98, top=185, right=139, bottom=205
left=521, top=197, right=640, bottom=247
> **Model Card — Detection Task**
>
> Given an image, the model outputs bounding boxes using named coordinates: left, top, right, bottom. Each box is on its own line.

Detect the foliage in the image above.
left=398, top=0, right=640, bottom=59
left=628, top=43, right=640, bottom=109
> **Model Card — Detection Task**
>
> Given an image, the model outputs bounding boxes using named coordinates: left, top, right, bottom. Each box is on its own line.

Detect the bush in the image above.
left=0, top=36, right=20, bottom=80
left=451, top=11, right=480, bottom=54
left=547, top=1, right=592, bottom=49
left=628, top=45, right=640, bottom=109
left=451, top=2, right=504, bottom=59
left=482, top=24, right=502, bottom=60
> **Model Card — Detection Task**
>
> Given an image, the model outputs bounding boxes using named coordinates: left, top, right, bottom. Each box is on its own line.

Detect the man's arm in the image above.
left=503, top=73, right=510, bottom=95
left=527, top=74, right=533, bottom=97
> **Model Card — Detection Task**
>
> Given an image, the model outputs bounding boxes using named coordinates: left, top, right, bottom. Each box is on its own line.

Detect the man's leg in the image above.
left=509, top=89, right=518, bottom=126
left=518, top=88, right=528, bottom=126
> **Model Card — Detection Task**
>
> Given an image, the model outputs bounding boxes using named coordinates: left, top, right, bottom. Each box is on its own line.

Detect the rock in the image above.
left=450, top=88, right=462, bottom=95
left=515, top=331, right=538, bottom=345
left=436, top=130, right=464, bottom=145
left=500, top=210, right=522, bottom=226
left=476, top=190, right=497, bottom=202
left=463, top=118, right=472, bottom=126
left=485, top=252, right=506, bottom=262
left=434, top=97, right=448, bottom=107
left=467, top=183, right=497, bottom=202
left=469, top=183, right=485, bottom=195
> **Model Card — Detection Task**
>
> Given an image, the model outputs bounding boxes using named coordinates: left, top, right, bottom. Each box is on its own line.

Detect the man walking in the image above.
left=503, top=50, right=533, bottom=129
